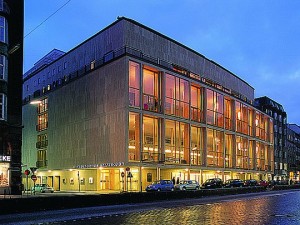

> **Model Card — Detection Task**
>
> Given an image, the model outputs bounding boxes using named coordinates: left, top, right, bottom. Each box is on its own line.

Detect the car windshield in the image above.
left=179, top=181, right=188, bottom=184
left=206, top=179, right=215, bottom=183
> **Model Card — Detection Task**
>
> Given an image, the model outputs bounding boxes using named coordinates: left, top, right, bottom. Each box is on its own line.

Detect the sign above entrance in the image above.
left=75, top=162, right=125, bottom=169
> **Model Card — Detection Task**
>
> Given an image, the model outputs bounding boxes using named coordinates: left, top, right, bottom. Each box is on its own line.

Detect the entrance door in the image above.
left=100, top=170, right=110, bottom=190
left=47, top=176, right=53, bottom=187
left=54, top=176, right=60, bottom=191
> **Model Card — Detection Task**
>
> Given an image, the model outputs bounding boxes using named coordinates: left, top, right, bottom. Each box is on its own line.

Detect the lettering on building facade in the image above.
left=75, top=162, right=125, bottom=169
left=0, top=156, right=11, bottom=162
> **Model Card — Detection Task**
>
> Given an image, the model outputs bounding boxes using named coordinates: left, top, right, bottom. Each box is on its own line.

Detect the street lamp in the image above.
left=77, top=171, right=80, bottom=192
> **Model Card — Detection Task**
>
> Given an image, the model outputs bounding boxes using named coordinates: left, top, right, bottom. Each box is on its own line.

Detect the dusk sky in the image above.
left=24, top=0, right=300, bottom=125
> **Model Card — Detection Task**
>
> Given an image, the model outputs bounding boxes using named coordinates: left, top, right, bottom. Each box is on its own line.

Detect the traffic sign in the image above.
left=121, top=172, right=125, bottom=177
left=127, top=172, right=133, bottom=178
left=126, top=167, right=130, bottom=172
left=24, top=169, right=30, bottom=176
left=31, top=175, right=37, bottom=182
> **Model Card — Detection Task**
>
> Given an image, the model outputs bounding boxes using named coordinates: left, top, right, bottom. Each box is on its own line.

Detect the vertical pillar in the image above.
left=157, top=167, right=160, bottom=180
left=139, top=166, right=142, bottom=192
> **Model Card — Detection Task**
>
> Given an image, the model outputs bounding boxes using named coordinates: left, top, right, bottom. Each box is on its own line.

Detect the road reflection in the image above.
left=49, top=191, right=300, bottom=224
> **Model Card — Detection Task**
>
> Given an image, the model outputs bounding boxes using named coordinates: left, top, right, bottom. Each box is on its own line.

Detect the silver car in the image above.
left=175, top=180, right=200, bottom=191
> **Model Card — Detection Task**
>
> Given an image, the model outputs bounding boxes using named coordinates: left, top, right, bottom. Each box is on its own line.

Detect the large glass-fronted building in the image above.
left=22, top=17, right=273, bottom=192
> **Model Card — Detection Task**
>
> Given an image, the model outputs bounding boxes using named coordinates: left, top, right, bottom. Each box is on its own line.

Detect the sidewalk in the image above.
left=0, top=190, right=123, bottom=199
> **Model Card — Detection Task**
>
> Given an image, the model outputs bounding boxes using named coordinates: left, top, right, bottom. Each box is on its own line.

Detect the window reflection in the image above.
left=165, top=74, right=189, bottom=118
left=128, top=112, right=140, bottom=161
left=165, top=119, right=189, bottom=164
left=142, top=116, right=161, bottom=162
left=207, top=128, right=224, bottom=167
left=129, top=61, right=140, bottom=108
left=207, top=89, right=224, bottom=127
left=143, top=68, right=160, bottom=112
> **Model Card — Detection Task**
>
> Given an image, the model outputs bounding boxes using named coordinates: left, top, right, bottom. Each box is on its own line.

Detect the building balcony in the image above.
left=36, top=140, right=48, bottom=149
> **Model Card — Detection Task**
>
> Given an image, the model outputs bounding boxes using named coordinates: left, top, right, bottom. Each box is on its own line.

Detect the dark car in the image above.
left=202, top=178, right=223, bottom=189
left=145, top=180, right=175, bottom=192
left=244, top=179, right=258, bottom=187
left=224, top=179, right=244, bottom=188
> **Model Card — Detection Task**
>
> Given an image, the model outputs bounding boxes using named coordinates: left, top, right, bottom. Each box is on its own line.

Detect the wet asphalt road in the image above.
left=1, top=189, right=300, bottom=225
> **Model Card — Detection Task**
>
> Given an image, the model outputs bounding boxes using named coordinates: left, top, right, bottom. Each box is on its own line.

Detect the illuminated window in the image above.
left=225, top=134, right=233, bottom=168
left=255, top=112, right=267, bottom=140
left=37, top=98, right=48, bottom=131
left=191, top=85, right=204, bottom=122
left=128, top=112, right=140, bottom=161
left=129, top=61, right=140, bottom=108
left=224, top=98, right=233, bottom=130
left=37, top=134, right=48, bottom=149
left=207, top=128, right=224, bottom=167
left=191, top=126, right=204, bottom=165
left=236, top=136, right=250, bottom=169
left=165, top=119, right=189, bottom=164
left=0, top=163, right=9, bottom=187
left=207, top=89, right=224, bottom=127
left=165, top=74, right=189, bottom=118
left=37, top=150, right=47, bottom=168
left=142, top=116, right=161, bottom=162
left=235, top=101, right=250, bottom=135
left=143, top=68, right=160, bottom=112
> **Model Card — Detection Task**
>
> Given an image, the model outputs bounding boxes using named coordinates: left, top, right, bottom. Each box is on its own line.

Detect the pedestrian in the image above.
left=172, top=177, right=175, bottom=185
left=176, top=177, right=180, bottom=184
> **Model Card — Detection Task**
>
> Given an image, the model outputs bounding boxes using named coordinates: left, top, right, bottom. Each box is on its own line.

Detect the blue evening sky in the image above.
left=24, top=0, right=300, bottom=125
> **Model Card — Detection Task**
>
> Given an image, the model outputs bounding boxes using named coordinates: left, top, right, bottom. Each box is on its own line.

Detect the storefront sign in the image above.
left=75, top=162, right=124, bottom=169
left=0, top=156, right=11, bottom=162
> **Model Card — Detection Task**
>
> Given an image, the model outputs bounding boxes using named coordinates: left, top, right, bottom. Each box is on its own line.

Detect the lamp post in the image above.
left=77, top=171, right=80, bottom=192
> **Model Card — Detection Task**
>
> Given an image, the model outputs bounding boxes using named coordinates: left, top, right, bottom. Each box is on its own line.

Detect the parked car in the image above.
left=145, top=180, right=175, bottom=192
left=223, top=179, right=244, bottom=188
left=175, top=180, right=200, bottom=191
left=244, top=179, right=258, bottom=187
left=32, top=184, right=54, bottom=193
left=258, top=180, right=270, bottom=188
left=202, top=178, right=223, bottom=189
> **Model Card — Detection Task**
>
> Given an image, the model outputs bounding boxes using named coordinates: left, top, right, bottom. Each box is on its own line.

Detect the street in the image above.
left=1, top=189, right=300, bottom=225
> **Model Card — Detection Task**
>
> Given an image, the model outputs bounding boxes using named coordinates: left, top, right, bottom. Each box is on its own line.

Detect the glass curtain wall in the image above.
left=128, top=112, right=140, bottom=161
left=191, top=85, right=204, bottom=122
left=224, top=98, right=233, bottom=130
left=190, top=126, right=204, bottom=165
left=165, top=119, right=189, bottom=164
left=236, top=101, right=249, bottom=135
left=225, top=134, right=233, bottom=168
left=129, top=61, right=140, bottom=108
left=236, top=136, right=250, bottom=169
left=142, top=116, right=160, bottom=162
left=165, top=74, right=189, bottom=119
left=256, top=142, right=266, bottom=171
left=207, top=89, right=224, bottom=127
left=207, top=128, right=224, bottom=167
left=143, top=68, right=160, bottom=112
